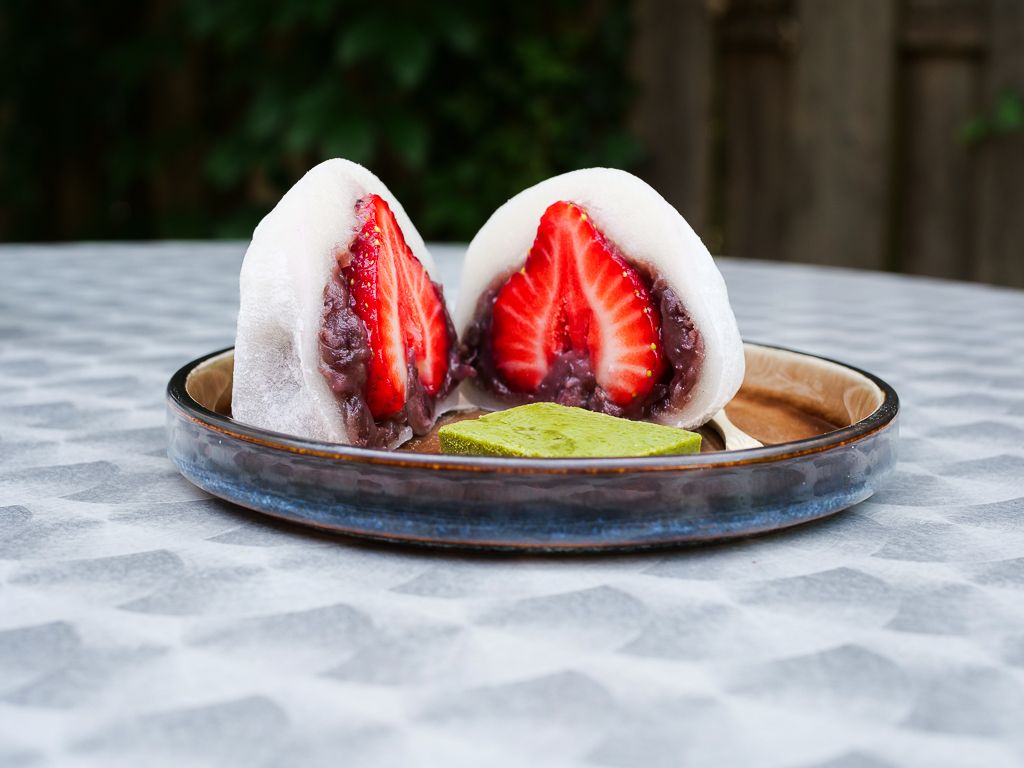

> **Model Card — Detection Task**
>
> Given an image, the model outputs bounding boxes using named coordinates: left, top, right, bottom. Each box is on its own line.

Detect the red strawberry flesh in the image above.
left=490, top=201, right=665, bottom=407
left=345, top=194, right=450, bottom=419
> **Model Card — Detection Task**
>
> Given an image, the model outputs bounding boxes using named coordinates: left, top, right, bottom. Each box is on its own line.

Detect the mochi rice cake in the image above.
left=455, top=168, right=744, bottom=430
left=233, top=159, right=463, bottom=449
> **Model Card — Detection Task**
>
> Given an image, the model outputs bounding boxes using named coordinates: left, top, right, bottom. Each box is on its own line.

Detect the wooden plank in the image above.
left=721, top=0, right=794, bottom=49
left=631, top=0, right=715, bottom=237
left=898, top=57, right=982, bottom=280
left=973, top=0, right=1024, bottom=287
left=788, top=0, right=898, bottom=270
left=721, top=47, right=792, bottom=263
left=902, top=0, right=987, bottom=54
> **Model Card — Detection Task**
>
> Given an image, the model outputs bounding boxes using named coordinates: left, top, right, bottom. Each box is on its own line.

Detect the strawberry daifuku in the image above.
left=233, top=159, right=462, bottom=449
left=455, top=168, right=744, bottom=429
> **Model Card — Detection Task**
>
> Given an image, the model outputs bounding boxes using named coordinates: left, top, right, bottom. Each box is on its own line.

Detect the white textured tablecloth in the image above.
left=1, top=243, right=1023, bottom=768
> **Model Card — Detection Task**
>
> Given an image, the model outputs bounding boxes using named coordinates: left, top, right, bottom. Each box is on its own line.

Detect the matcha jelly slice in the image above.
left=438, top=402, right=701, bottom=458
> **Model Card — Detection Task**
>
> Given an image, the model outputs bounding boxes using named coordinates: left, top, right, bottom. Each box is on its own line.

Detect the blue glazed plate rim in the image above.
left=167, top=342, right=899, bottom=474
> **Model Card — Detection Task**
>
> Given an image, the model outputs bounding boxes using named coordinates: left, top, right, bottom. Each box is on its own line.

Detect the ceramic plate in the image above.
left=166, top=343, right=898, bottom=551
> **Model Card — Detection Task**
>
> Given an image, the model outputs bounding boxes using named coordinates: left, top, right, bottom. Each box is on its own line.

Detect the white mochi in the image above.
left=453, top=168, right=744, bottom=429
left=232, top=158, right=447, bottom=448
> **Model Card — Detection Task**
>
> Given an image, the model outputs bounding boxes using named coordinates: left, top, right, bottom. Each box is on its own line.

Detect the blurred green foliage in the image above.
left=0, top=0, right=639, bottom=242
left=962, top=90, right=1024, bottom=145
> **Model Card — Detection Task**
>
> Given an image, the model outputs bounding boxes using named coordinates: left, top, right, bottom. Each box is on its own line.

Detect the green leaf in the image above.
left=385, top=116, right=429, bottom=169
left=390, top=33, right=434, bottom=90
left=443, top=17, right=480, bottom=54
left=993, top=91, right=1024, bottom=134
left=205, top=143, right=246, bottom=188
left=246, top=92, right=283, bottom=141
left=960, top=116, right=989, bottom=145
left=336, top=16, right=389, bottom=65
left=321, top=115, right=375, bottom=164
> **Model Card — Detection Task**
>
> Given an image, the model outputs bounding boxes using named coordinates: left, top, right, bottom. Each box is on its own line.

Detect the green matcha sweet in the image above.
left=438, top=402, right=702, bottom=458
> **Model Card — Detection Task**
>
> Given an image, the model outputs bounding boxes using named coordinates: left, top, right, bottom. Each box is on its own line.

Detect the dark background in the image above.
left=2, top=0, right=1022, bottom=287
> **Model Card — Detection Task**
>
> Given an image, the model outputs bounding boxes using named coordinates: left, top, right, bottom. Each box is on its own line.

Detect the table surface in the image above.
left=1, top=243, right=1023, bottom=768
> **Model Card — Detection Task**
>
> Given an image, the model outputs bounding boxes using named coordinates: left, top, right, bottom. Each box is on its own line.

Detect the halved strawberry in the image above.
left=490, top=200, right=664, bottom=406
left=345, top=194, right=450, bottom=419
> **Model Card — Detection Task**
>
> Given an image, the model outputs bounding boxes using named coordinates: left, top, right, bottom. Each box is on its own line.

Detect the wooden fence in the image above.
left=632, top=0, right=1024, bottom=287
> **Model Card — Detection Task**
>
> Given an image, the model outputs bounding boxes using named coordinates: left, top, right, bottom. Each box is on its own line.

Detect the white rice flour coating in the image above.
left=454, top=167, right=744, bottom=429
left=233, top=158, right=447, bottom=448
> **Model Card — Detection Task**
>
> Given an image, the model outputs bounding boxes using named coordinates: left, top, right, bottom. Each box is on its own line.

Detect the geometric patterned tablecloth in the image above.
left=1, top=243, right=1023, bottom=767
